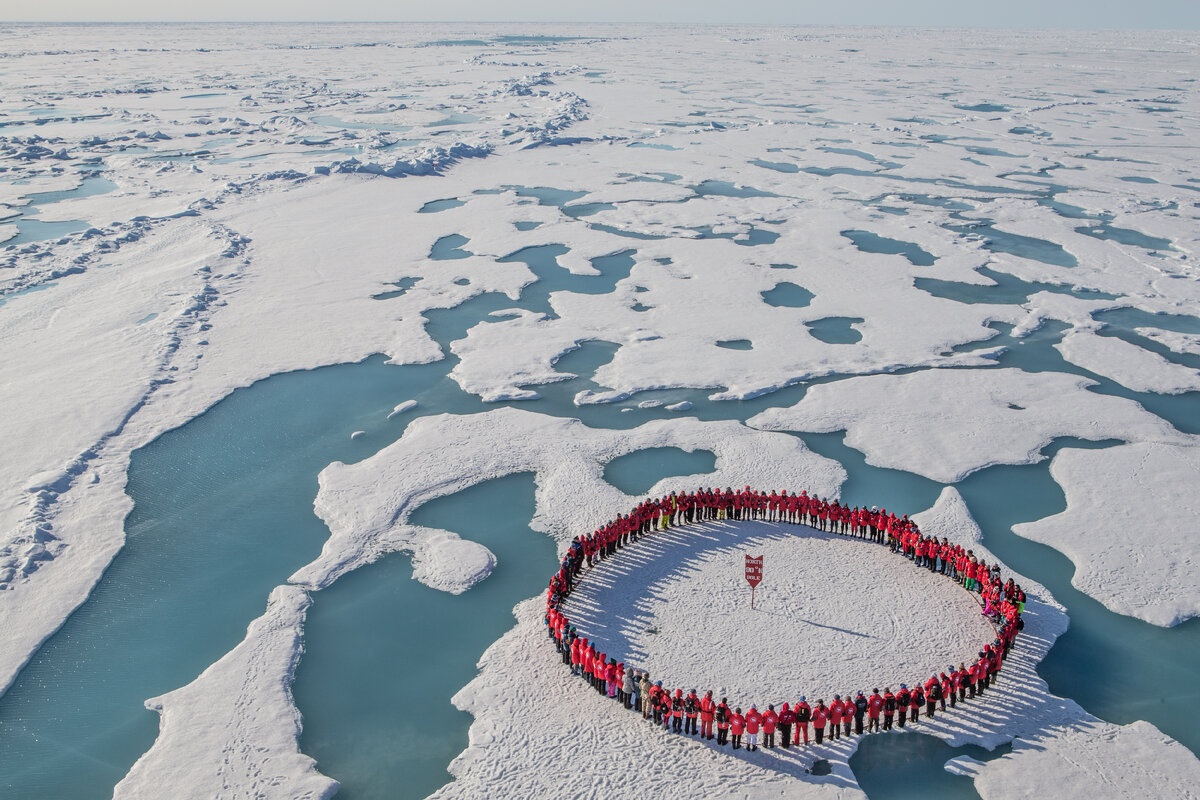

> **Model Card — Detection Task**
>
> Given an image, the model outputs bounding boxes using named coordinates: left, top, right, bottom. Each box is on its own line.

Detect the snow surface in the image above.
left=748, top=368, right=1185, bottom=483
left=114, top=586, right=337, bottom=800
left=387, top=399, right=419, bottom=420
left=1057, top=329, right=1200, bottom=394
left=1135, top=328, right=1200, bottom=357
left=946, top=720, right=1200, bottom=800
left=299, top=408, right=846, bottom=590
left=563, top=519, right=995, bottom=709
left=1, top=21, right=1199, bottom=800
left=1013, top=440, right=1200, bottom=627
left=433, top=488, right=1198, bottom=799
left=409, top=529, right=497, bottom=595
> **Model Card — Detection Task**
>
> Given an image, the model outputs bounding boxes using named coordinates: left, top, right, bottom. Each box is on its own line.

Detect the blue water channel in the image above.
left=5, top=175, right=117, bottom=247
left=1, top=179, right=1198, bottom=799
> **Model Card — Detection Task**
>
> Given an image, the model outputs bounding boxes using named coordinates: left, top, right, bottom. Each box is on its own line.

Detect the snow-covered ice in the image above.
left=387, top=399, right=419, bottom=419
left=1, top=20, right=1198, bottom=800
left=434, top=488, right=1198, bottom=799
left=299, top=408, right=845, bottom=591
left=1013, top=440, right=1200, bottom=627
left=565, top=519, right=996, bottom=707
left=114, top=586, right=337, bottom=800
left=1057, top=329, right=1200, bottom=394
left=748, top=368, right=1185, bottom=483
left=946, top=720, right=1200, bottom=800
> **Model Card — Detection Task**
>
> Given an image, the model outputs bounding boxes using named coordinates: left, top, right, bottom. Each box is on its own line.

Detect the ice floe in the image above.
left=748, top=368, right=1186, bottom=483
left=1013, top=440, right=1200, bottom=627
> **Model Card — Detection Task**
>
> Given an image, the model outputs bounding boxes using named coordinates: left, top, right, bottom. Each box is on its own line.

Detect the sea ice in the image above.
left=387, top=399, right=419, bottom=419
left=1057, top=329, right=1200, bottom=394
left=748, top=368, right=1185, bottom=483
left=948, top=720, right=1200, bottom=800
left=114, top=586, right=337, bottom=800
left=1013, top=440, right=1200, bottom=626
left=2, top=22, right=1199, bottom=800
left=296, top=408, right=845, bottom=591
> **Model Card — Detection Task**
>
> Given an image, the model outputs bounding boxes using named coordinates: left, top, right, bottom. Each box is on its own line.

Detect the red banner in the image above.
left=745, top=554, right=763, bottom=588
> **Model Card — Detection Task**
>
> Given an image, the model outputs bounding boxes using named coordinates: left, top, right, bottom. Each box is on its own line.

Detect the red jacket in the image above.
left=868, top=694, right=883, bottom=718
left=745, top=709, right=762, bottom=734
left=730, top=713, right=746, bottom=735
left=700, top=696, right=715, bottom=722
left=762, top=710, right=778, bottom=734
left=812, top=707, right=828, bottom=728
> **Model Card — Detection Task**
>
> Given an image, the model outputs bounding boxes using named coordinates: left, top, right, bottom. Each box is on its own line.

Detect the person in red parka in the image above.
left=730, top=708, right=746, bottom=750
left=762, top=704, right=779, bottom=748
left=909, top=684, right=924, bottom=723
left=794, top=697, right=811, bottom=745
left=778, top=702, right=795, bottom=749
left=716, top=697, right=731, bottom=746
left=744, top=705, right=763, bottom=751
left=867, top=689, right=883, bottom=733
left=811, top=700, right=828, bottom=745
left=828, top=695, right=843, bottom=740
left=684, top=690, right=700, bottom=735
left=699, top=690, right=716, bottom=740
left=973, top=655, right=987, bottom=696
left=924, top=674, right=940, bottom=718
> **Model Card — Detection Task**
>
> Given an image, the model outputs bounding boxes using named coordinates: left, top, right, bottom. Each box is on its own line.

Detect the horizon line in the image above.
left=2, top=20, right=1199, bottom=31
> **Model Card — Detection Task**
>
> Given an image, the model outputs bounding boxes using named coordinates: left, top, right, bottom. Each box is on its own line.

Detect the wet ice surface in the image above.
left=1, top=21, right=1199, bottom=800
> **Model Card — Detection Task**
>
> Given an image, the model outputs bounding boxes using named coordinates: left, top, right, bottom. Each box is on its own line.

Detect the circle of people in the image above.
left=544, top=486, right=1027, bottom=751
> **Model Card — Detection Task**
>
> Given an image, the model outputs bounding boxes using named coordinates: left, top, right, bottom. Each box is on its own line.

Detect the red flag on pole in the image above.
left=745, top=554, right=763, bottom=608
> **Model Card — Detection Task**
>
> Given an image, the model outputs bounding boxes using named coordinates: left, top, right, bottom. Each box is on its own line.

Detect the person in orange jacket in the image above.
left=745, top=705, right=763, bottom=751
left=700, top=690, right=716, bottom=740
left=762, top=704, right=779, bottom=748
left=730, top=707, right=746, bottom=750
left=811, top=700, right=828, bottom=745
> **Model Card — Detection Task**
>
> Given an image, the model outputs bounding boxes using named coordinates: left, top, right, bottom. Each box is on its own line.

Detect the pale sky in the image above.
left=5, top=0, right=1200, bottom=27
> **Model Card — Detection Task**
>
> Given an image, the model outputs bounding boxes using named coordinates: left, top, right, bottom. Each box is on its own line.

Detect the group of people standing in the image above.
left=543, top=486, right=1026, bottom=755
